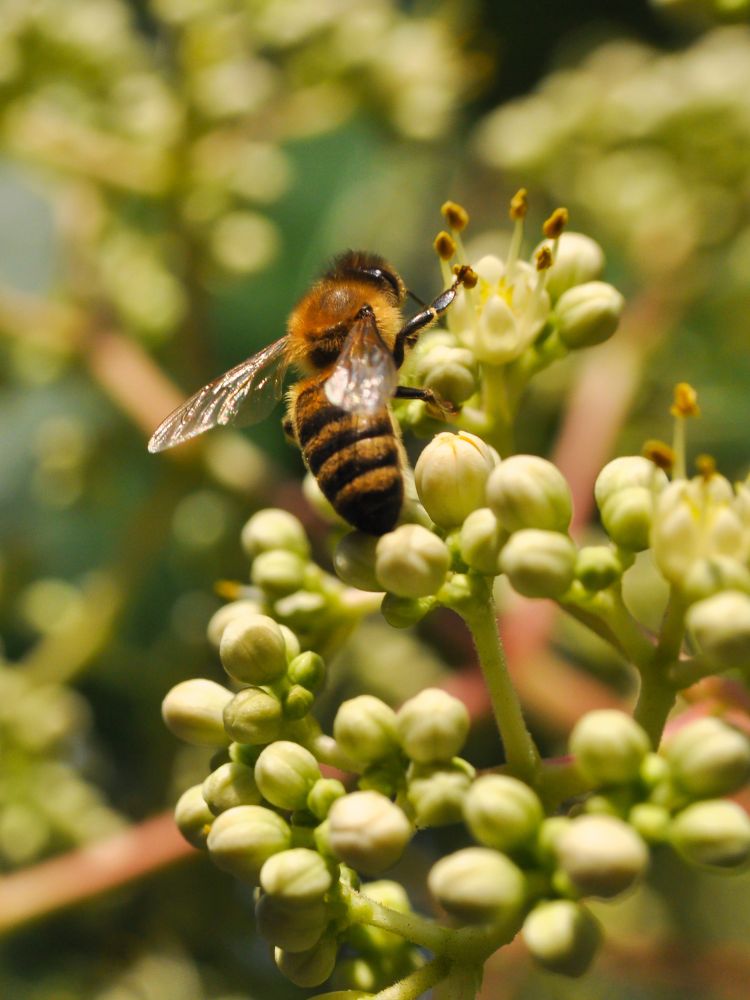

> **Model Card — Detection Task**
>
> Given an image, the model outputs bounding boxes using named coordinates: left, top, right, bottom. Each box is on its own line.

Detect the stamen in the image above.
left=643, top=439, right=675, bottom=473
left=441, top=201, right=469, bottom=231
left=433, top=230, right=456, bottom=290
left=215, top=579, right=242, bottom=600
left=453, top=264, right=478, bottom=289
left=506, top=188, right=527, bottom=278
left=543, top=207, right=568, bottom=240
left=670, top=382, right=700, bottom=418
left=695, top=454, right=716, bottom=480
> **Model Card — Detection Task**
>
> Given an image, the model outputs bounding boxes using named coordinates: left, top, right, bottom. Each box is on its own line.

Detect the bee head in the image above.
left=327, top=251, right=405, bottom=305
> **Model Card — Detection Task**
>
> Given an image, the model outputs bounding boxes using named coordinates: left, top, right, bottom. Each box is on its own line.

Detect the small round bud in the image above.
left=288, top=651, right=327, bottom=692
left=570, top=710, right=651, bottom=787
left=414, top=431, right=499, bottom=528
left=256, top=894, right=328, bottom=952
left=628, top=803, right=671, bottom=843
left=522, top=900, right=602, bottom=977
left=284, top=684, right=315, bottom=719
left=207, top=599, right=262, bottom=648
left=174, top=784, right=214, bottom=848
left=463, top=774, right=544, bottom=852
left=539, top=232, right=605, bottom=301
left=486, top=455, right=572, bottom=534
left=670, top=800, right=750, bottom=869
left=260, top=847, right=333, bottom=905
left=595, top=456, right=669, bottom=508
left=275, top=938, right=338, bottom=988
left=202, top=761, right=262, bottom=814
left=555, top=815, right=648, bottom=898
left=459, top=507, right=505, bottom=575
left=220, top=614, right=288, bottom=685
left=162, top=679, right=232, bottom=747
left=600, top=487, right=656, bottom=552
left=499, top=529, right=577, bottom=598
left=415, top=345, right=478, bottom=406
left=333, top=696, right=400, bottom=766
left=223, top=687, right=283, bottom=745
left=279, top=624, right=301, bottom=661
left=251, top=550, right=307, bottom=595
left=334, top=533, right=381, bottom=592
left=406, top=759, right=474, bottom=827
left=241, top=508, right=310, bottom=560
left=428, top=847, right=526, bottom=923
left=380, top=593, right=435, bottom=628
left=375, top=525, right=450, bottom=599
left=255, top=741, right=322, bottom=811
left=207, top=805, right=291, bottom=883
left=307, top=778, right=346, bottom=820
left=687, top=591, right=750, bottom=668
left=396, top=688, right=469, bottom=764
left=664, top=717, right=750, bottom=799
left=575, top=546, right=622, bottom=591
left=556, top=281, right=624, bottom=350
left=328, top=791, right=412, bottom=875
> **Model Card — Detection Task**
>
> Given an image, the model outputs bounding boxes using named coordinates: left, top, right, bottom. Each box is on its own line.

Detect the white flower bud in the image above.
left=539, top=232, right=605, bottom=300
left=670, top=800, right=750, bottom=869
left=428, top=846, right=526, bottom=923
left=333, top=695, right=400, bottom=766
left=174, top=784, right=214, bottom=848
left=223, top=687, right=283, bottom=745
left=162, top=679, right=232, bottom=747
left=500, top=529, right=577, bottom=598
left=375, top=525, right=450, bottom=598
left=396, top=688, right=470, bottom=763
left=380, top=593, right=435, bottom=629
left=241, top=508, right=310, bottom=560
left=687, top=590, right=750, bottom=668
left=275, top=938, right=338, bottom=988
left=664, top=717, right=750, bottom=799
left=260, top=847, right=333, bottom=905
left=486, top=455, right=572, bottom=534
left=406, top=759, right=474, bottom=827
left=575, top=546, right=622, bottom=591
left=629, top=803, right=671, bottom=843
left=459, top=507, right=505, bottom=574
left=555, top=815, right=648, bottom=898
left=202, top=761, right=262, bottom=814
left=555, top=281, right=624, bottom=349
left=595, top=456, right=669, bottom=508
left=255, top=741, right=322, bottom=811
left=256, top=894, right=328, bottom=952
left=570, top=710, right=651, bottom=786
left=328, top=790, right=412, bottom=875
left=414, top=431, right=500, bottom=528
left=463, top=774, right=544, bottom=852
left=333, top=532, right=381, bottom=592
left=207, top=599, right=263, bottom=648
left=522, top=900, right=602, bottom=977
left=415, top=344, right=478, bottom=405
left=250, top=549, right=308, bottom=595
left=207, top=805, right=291, bottom=883
left=682, top=557, right=750, bottom=604
left=220, top=614, right=288, bottom=685
left=600, top=488, right=656, bottom=552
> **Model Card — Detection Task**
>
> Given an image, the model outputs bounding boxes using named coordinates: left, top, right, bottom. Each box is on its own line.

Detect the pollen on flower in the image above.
left=535, top=245, right=553, bottom=271
left=454, top=263, right=478, bottom=288
left=642, top=439, right=675, bottom=472
left=542, top=207, right=568, bottom=240
left=671, top=382, right=700, bottom=418
left=695, top=454, right=717, bottom=480
left=215, top=579, right=243, bottom=600
left=434, top=231, right=457, bottom=260
left=441, top=200, right=469, bottom=231
left=509, top=188, right=528, bottom=220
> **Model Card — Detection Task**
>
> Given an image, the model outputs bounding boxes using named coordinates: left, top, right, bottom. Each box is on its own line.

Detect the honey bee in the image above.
left=148, top=251, right=470, bottom=535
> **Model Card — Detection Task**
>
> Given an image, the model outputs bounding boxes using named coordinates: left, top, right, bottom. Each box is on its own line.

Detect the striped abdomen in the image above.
left=292, top=378, right=403, bottom=535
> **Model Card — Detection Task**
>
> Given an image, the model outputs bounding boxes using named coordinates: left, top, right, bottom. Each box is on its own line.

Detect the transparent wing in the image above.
left=148, top=336, right=289, bottom=453
left=324, top=311, right=397, bottom=414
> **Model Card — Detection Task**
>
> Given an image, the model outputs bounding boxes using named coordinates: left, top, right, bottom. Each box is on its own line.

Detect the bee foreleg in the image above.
left=393, top=278, right=464, bottom=368
left=393, top=385, right=459, bottom=416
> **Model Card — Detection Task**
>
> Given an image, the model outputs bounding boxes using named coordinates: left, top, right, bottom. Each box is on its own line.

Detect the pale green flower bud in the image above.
left=575, top=546, right=622, bottom=591
left=283, top=684, right=315, bottom=720
left=260, top=847, right=333, bottom=905
left=687, top=590, right=750, bottom=668
left=537, top=816, right=572, bottom=864
left=202, top=761, right=262, bottom=814
left=682, top=557, right=750, bottom=604
left=555, top=815, right=648, bottom=898
left=500, top=529, right=577, bottom=598
left=486, top=455, right=572, bottom=534
left=375, top=525, right=450, bottom=598
left=570, top=710, right=651, bottom=786
left=333, top=533, right=381, bottom=592
left=207, top=599, right=262, bottom=648
left=174, top=784, right=214, bottom=848
left=406, top=759, right=474, bottom=827
left=595, top=456, right=669, bottom=507
left=414, top=431, right=500, bottom=528
left=555, top=281, right=624, bottom=349
left=664, top=717, right=750, bottom=799
left=459, top=507, right=505, bottom=574
left=415, top=344, right=478, bottom=405
left=275, top=937, right=338, bottom=988
left=670, top=800, right=750, bottom=869
left=220, top=614, right=288, bottom=685
left=396, top=688, right=469, bottom=763
left=600, top=487, right=656, bottom=552
left=279, top=625, right=301, bottom=661
left=307, top=778, right=346, bottom=820
left=333, top=695, right=400, bottom=766
left=251, top=549, right=307, bottom=595
left=380, top=593, right=435, bottom=628
left=207, top=805, right=291, bottom=883
left=223, top=687, right=283, bottom=745
left=255, top=741, right=322, bottom=811
left=256, top=894, right=329, bottom=952
left=162, top=679, right=232, bottom=747
left=241, top=508, right=310, bottom=560
left=463, top=774, right=544, bottom=852
left=539, top=232, right=605, bottom=300
left=522, top=900, right=602, bottom=977
left=288, top=651, right=326, bottom=692
left=640, top=752, right=671, bottom=790
left=328, top=790, right=412, bottom=875
left=629, top=803, right=670, bottom=843
left=428, top=846, right=526, bottom=923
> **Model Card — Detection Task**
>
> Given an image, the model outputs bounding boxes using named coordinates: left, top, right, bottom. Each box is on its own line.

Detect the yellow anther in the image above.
left=670, top=382, right=700, bottom=418
left=453, top=263, right=478, bottom=289
left=695, top=454, right=717, bottom=480
left=543, top=207, right=568, bottom=239
left=643, top=439, right=675, bottom=473
left=441, top=201, right=469, bottom=231
left=509, top=188, right=528, bottom=220
left=434, top=231, right=457, bottom=260
left=535, top=245, right=553, bottom=271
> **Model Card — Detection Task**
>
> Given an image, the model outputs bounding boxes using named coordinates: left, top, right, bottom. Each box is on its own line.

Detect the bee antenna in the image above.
left=406, top=288, right=427, bottom=308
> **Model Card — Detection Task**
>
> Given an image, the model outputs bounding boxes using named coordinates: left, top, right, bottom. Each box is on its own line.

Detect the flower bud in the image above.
left=307, top=778, right=346, bottom=820
left=595, top=456, right=670, bottom=506
left=575, top=546, right=622, bottom=591
left=284, top=684, right=315, bottom=719
left=162, top=679, right=232, bottom=747
left=463, top=774, right=544, bottom=852
left=628, top=803, right=670, bottom=843
left=428, top=847, right=526, bottom=923
left=406, top=759, right=474, bottom=827
left=499, top=529, right=577, bottom=598
left=670, top=800, right=750, bottom=869
left=570, top=710, right=651, bottom=786
left=223, top=687, right=283, bottom=745
left=555, top=281, right=624, bottom=349
left=522, top=900, right=602, bottom=977
left=174, top=784, right=214, bottom=848
left=687, top=590, right=750, bottom=668
left=595, top=458, right=668, bottom=552
left=288, top=651, right=327, bottom=692
left=207, top=599, right=263, bottom=648
left=459, top=507, right=505, bottom=574
left=255, top=741, right=322, bottom=811
left=241, top=508, right=310, bottom=560
left=415, top=344, right=478, bottom=405
left=207, top=805, right=291, bottom=883
left=256, top=894, right=329, bottom=952
left=328, top=791, right=412, bottom=875
left=333, top=696, right=400, bottom=766
left=334, top=533, right=381, bottom=592
left=202, top=761, right=262, bottom=814
left=279, top=625, right=301, bottom=660
left=487, top=455, right=572, bottom=534
left=220, top=614, right=288, bottom=685
left=664, top=717, right=750, bottom=799
left=380, top=593, right=435, bottom=628
left=414, top=431, right=499, bottom=528
left=375, top=525, right=450, bottom=598
left=260, top=847, right=333, bottom=905
left=539, top=232, right=605, bottom=300
left=555, top=815, right=648, bottom=898
left=251, top=550, right=307, bottom=595
left=275, top=938, right=338, bottom=988
left=396, top=688, right=469, bottom=763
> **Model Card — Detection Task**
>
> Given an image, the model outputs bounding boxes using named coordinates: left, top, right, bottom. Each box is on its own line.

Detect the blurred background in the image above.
left=1, top=0, right=750, bottom=997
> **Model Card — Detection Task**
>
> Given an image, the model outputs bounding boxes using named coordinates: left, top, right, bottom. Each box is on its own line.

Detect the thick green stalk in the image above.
left=372, top=957, right=450, bottom=1000
left=633, top=588, right=685, bottom=746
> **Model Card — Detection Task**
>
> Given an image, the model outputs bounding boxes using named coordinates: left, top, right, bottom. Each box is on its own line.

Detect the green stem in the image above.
left=345, top=888, right=454, bottom=955
left=438, top=963, right=481, bottom=1000
left=633, top=588, right=685, bottom=746
left=538, top=758, right=591, bottom=810
left=480, top=365, right=514, bottom=454
left=371, top=957, right=450, bottom=1000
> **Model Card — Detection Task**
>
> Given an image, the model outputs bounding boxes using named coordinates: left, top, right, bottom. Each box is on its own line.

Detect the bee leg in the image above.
left=393, top=385, right=459, bottom=417
left=393, top=276, right=466, bottom=368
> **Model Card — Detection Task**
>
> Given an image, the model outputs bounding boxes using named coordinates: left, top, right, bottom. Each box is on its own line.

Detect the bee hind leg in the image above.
left=393, top=385, right=459, bottom=417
